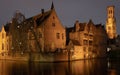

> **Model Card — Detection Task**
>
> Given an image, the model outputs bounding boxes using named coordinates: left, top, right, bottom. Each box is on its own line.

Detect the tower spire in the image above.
left=51, top=2, right=54, bottom=9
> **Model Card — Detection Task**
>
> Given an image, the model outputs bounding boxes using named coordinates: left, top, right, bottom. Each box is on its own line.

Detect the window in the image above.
left=89, top=35, right=93, bottom=39
left=52, top=23, right=55, bottom=27
left=89, top=41, right=93, bottom=45
left=2, top=43, right=4, bottom=50
left=7, top=45, right=8, bottom=50
left=84, top=33, right=88, bottom=38
left=62, top=33, right=64, bottom=40
left=2, top=33, right=4, bottom=39
left=83, top=40, right=88, bottom=45
left=56, top=33, right=60, bottom=39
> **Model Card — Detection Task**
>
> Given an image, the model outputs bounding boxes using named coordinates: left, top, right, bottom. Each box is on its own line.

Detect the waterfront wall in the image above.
left=0, top=50, right=106, bottom=62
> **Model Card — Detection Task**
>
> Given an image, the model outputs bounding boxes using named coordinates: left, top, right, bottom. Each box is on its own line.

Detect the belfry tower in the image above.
left=106, top=6, right=117, bottom=39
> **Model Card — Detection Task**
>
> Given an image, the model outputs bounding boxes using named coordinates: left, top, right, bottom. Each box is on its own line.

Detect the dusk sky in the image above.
left=0, top=0, right=120, bottom=33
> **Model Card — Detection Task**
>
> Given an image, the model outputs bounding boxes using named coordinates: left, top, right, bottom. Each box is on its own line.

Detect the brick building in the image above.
left=68, top=20, right=108, bottom=58
left=0, top=26, right=9, bottom=56
left=7, top=3, right=66, bottom=53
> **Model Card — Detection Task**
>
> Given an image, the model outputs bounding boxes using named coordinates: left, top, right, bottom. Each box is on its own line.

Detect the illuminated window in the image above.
left=89, top=35, right=93, bottom=39
left=56, top=33, right=60, bottom=39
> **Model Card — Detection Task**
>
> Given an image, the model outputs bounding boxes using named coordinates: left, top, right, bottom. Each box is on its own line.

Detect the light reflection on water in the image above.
left=0, top=59, right=120, bottom=75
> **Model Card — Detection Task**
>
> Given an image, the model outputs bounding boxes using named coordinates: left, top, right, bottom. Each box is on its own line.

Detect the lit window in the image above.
left=56, top=33, right=60, bottom=39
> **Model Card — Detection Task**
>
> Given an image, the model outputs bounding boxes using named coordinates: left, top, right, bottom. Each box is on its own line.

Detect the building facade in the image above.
left=23, top=3, right=66, bottom=52
left=0, top=26, right=9, bottom=56
left=68, top=20, right=108, bottom=58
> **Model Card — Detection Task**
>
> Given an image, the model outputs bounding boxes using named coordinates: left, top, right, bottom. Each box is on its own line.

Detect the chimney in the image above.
left=41, top=9, right=44, bottom=14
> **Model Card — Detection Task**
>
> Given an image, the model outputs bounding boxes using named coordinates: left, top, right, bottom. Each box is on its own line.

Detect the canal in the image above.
left=0, top=59, right=120, bottom=75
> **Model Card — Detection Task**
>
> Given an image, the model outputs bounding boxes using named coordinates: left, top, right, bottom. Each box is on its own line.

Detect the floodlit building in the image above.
left=0, top=26, right=9, bottom=56
left=7, top=3, right=66, bottom=53
left=27, top=3, right=66, bottom=52
left=68, top=20, right=108, bottom=59
left=106, top=6, right=117, bottom=39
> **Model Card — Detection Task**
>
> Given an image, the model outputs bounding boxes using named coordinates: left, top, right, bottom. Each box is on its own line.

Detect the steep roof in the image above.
left=34, top=10, right=51, bottom=26
left=23, top=3, right=56, bottom=27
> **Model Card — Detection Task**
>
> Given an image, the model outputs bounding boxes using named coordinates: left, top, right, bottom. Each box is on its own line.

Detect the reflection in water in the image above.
left=0, top=59, right=120, bottom=75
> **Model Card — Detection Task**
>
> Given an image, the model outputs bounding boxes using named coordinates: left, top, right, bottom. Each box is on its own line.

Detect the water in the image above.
left=0, top=59, right=120, bottom=75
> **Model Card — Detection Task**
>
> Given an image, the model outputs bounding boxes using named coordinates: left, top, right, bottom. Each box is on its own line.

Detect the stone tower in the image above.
left=106, top=6, right=117, bottom=39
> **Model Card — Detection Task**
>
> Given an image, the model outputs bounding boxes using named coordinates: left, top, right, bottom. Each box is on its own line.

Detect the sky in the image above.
left=0, top=0, right=120, bottom=33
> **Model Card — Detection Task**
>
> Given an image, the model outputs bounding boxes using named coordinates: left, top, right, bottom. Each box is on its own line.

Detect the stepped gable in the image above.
left=79, top=23, right=86, bottom=31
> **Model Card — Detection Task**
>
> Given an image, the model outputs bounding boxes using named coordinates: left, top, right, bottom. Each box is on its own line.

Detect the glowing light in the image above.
left=107, top=48, right=111, bottom=52
left=17, top=25, right=20, bottom=28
